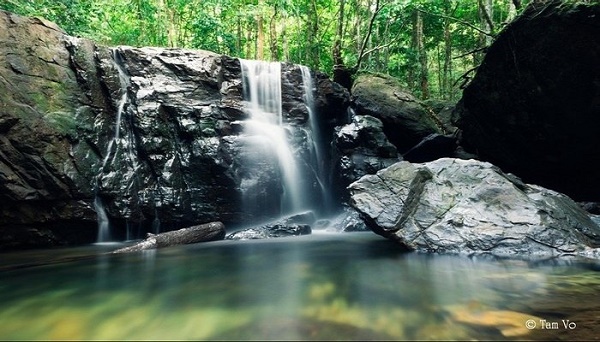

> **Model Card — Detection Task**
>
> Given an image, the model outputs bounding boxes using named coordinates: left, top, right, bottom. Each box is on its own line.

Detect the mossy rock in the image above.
left=351, top=73, right=442, bottom=152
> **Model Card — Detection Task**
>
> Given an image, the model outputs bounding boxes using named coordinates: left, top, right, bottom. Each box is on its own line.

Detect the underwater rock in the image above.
left=225, top=224, right=311, bottom=240
left=443, top=303, right=542, bottom=338
left=349, top=158, right=600, bottom=257
left=112, top=221, right=225, bottom=253
left=225, top=212, right=314, bottom=240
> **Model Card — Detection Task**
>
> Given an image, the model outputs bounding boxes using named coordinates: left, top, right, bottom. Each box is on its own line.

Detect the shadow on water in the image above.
left=1, top=232, right=600, bottom=340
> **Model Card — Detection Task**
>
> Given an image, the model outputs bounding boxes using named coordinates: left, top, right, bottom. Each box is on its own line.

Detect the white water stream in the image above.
left=240, top=59, right=307, bottom=214
left=94, top=48, right=131, bottom=243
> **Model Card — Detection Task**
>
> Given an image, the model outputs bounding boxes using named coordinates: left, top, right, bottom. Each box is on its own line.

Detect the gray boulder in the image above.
left=349, top=158, right=600, bottom=257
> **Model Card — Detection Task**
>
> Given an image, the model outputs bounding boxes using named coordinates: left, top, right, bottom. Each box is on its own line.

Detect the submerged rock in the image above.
left=112, top=221, right=225, bottom=253
left=226, top=211, right=315, bottom=240
left=349, top=158, right=600, bottom=257
left=226, top=224, right=311, bottom=240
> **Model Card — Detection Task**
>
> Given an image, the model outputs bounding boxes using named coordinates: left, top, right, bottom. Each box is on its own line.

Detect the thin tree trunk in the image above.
left=257, top=0, right=265, bottom=60
left=415, top=9, right=429, bottom=99
left=311, top=0, right=319, bottom=68
left=478, top=0, right=494, bottom=59
left=408, top=9, right=418, bottom=90
left=282, top=15, right=289, bottom=61
left=333, top=0, right=345, bottom=66
left=236, top=16, right=242, bottom=56
left=269, top=5, right=279, bottom=61
left=443, top=1, right=456, bottom=100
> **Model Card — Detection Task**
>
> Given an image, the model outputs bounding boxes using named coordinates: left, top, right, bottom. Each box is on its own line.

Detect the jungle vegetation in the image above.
left=1, top=0, right=531, bottom=99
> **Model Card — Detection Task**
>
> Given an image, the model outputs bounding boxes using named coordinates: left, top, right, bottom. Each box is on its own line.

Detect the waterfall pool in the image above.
left=1, top=232, right=599, bottom=340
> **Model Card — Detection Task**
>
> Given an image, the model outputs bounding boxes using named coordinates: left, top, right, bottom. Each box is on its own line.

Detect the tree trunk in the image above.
left=477, top=0, right=494, bottom=63
left=416, top=9, right=429, bottom=99
left=411, top=9, right=429, bottom=99
left=443, top=1, right=456, bottom=100
left=282, top=15, right=289, bottom=61
left=269, top=5, right=279, bottom=61
left=333, top=0, right=345, bottom=67
left=332, top=0, right=351, bottom=88
left=257, top=0, right=265, bottom=60
left=112, top=222, right=226, bottom=253
left=310, top=0, right=320, bottom=68
left=236, top=16, right=242, bottom=56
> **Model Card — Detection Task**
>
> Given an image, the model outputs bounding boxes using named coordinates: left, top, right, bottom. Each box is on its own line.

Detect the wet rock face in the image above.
left=331, top=114, right=400, bottom=199
left=0, top=10, right=349, bottom=249
left=69, top=44, right=350, bottom=232
left=349, top=158, right=600, bottom=257
left=0, top=11, right=99, bottom=249
left=225, top=211, right=315, bottom=240
left=455, top=1, right=600, bottom=201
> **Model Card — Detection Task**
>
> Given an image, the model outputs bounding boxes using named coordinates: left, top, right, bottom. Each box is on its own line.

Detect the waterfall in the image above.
left=239, top=59, right=311, bottom=216
left=93, top=48, right=131, bottom=243
left=299, top=65, right=330, bottom=214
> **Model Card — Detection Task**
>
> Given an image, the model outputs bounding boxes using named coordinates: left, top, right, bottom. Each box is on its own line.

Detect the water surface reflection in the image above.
left=1, top=232, right=599, bottom=340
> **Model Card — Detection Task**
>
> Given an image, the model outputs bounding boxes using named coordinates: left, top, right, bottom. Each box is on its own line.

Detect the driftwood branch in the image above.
left=112, top=221, right=226, bottom=253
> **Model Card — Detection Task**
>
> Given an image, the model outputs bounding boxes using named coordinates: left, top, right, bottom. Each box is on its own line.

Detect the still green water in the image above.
left=1, top=232, right=599, bottom=340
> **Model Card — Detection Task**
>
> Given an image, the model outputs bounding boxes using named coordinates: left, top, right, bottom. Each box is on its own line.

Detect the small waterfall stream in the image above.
left=300, top=65, right=330, bottom=214
left=93, top=48, right=131, bottom=243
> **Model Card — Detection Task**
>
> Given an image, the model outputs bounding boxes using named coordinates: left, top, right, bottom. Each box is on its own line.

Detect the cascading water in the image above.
left=93, top=48, right=131, bottom=243
left=239, top=59, right=314, bottom=217
left=299, top=65, right=330, bottom=214
left=237, top=59, right=335, bottom=222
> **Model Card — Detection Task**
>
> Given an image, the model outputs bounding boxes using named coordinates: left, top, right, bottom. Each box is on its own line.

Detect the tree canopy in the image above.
left=1, top=0, right=533, bottom=99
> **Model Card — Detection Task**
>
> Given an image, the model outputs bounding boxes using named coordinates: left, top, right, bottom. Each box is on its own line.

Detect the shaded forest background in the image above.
left=1, top=0, right=530, bottom=99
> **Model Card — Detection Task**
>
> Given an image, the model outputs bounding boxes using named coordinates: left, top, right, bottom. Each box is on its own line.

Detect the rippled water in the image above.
left=1, top=232, right=599, bottom=340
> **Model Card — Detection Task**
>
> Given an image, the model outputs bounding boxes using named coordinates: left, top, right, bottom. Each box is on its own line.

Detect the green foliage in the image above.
left=1, top=0, right=541, bottom=99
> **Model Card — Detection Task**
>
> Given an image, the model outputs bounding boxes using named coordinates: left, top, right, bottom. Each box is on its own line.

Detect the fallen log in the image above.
left=112, top=221, right=226, bottom=253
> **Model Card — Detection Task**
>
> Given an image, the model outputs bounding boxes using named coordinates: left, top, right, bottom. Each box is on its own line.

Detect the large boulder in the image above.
left=454, top=1, right=600, bottom=201
left=349, top=158, right=600, bottom=257
left=351, top=74, right=443, bottom=153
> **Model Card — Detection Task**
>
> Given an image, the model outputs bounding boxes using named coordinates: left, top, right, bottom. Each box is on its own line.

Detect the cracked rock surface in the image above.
left=349, top=158, right=600, bottom=257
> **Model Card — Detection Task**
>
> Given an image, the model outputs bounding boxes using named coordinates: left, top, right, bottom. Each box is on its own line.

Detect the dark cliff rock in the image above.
left=454, top=1, right=600, bottom=202
left=349, top=158, right=600, bottom=257
left=331, top=114, right=400, bottom=201
left=0, top=11, right=98, bottom=249
left=0, top=10, right=349, bottom=250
